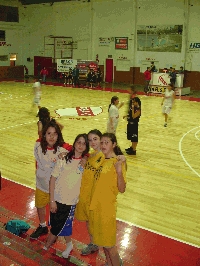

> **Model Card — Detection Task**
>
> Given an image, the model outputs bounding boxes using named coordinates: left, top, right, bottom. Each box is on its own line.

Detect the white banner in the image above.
left=151, top=73, right=184, bottom=88
left=57, top=59, right=77, bottom=72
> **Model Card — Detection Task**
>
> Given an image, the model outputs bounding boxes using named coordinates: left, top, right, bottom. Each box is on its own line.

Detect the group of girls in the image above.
left=86, top=67, right=102, bottom=88
left=32, top=107, right=126, bottom=266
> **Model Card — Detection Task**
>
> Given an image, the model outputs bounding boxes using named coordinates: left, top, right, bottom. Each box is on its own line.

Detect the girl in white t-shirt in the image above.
left=161, top=83, right=175, bottom=127
left=107, top=96, right=124, bottom=134
left=30, top=120, right=71, bottom=240
left=43, top=133, right=89, bottom=258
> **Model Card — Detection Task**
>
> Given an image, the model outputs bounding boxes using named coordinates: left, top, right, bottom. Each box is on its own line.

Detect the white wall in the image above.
left=1, top=0, right=200, bottom=74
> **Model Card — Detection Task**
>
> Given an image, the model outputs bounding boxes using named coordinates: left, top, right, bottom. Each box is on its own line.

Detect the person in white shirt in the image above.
left=161, top=83, right=175, bottom=127
left=32, top=78, right=41, bottom=111
left=43, top=133, right=89, bottom=259
left=30, top=121, right=72, bottom=239
left=107, top=96, right=124, bottom=134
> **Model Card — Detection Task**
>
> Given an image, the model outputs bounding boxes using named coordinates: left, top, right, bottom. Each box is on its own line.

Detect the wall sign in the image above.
left=115, top=37, right=128, bottom=50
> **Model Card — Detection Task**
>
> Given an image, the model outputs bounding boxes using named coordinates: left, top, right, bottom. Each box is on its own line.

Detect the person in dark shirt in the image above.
left=178, top=66, right=184, bottom=74
left=67, top=68, right=73, bottom=85
left=72, top=65, right=80, bottom=87
left=150, top=61, right=156, bottom=72
left=123, top=97, right=141, bottom=155
left=96, top=67, right=102, bottom=87
left=168, top=68, right=177, bottom=88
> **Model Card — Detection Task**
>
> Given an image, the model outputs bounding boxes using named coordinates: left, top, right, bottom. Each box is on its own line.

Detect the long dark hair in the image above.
left=108, top=96, right=119, bottom=112
left=101, top=133, right=123, bottom=156
left=41, top=120, right=64, bottom=154
left=132, top=97, right=141, bottom=107
left=132, top=96, right=141, bottom=116
left=38, top=107, right=51, bottom=128
left=88, top=129, right=102, bottom=138
left=65, top=133, right=89, bottom=163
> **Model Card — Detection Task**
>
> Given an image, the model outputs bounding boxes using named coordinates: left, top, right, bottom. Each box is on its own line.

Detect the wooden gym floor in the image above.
left=0, top=81, right=200, bottom=254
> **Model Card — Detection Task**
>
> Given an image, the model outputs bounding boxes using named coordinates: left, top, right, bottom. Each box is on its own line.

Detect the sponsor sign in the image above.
left=115, top=37, right=128, bottom=50
left=149, top=85, right=167, bottom=93
left=57, top=59, right=77, bottom=72
left=188, top=42, right=200, bottom=53
left=77, top=60, right=98, bottom=80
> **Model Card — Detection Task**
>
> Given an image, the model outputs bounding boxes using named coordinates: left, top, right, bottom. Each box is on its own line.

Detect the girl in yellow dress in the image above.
left=89, top=133, right=126, bottom=266
left=75, top=129, right=104, bottom=255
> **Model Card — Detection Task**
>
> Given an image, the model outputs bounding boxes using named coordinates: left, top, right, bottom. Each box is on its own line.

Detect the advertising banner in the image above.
left=188, top=42, right=200, bottom=53
left=57, top=59, right=77, bottom=72
left=152, top=73, right=183, bottom=88
left=77, top=60, right=98, bottom=80
left=115, top=37, right=128, bottom=50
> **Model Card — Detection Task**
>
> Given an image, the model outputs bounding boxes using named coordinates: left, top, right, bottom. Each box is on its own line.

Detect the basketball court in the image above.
left=0, top=80, right=200, bottom=265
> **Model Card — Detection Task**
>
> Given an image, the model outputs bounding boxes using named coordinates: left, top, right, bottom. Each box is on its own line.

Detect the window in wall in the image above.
left=0, top=30, right=5, bottom=41
left=0, top=55, right=8, bottom=61
left=0, top=6, right=19, bottom=22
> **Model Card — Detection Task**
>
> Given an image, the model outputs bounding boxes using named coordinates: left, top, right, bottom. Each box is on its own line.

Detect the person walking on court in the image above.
left=161, top=83, right=175, bottom=127
left=32, top=78, right=41, bottom=112
left=107, top=96, right=124, bottom=134
left=124, top=97, right=141, bottom=155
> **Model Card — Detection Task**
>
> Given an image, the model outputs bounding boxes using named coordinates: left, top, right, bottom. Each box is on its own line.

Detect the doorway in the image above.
left=105, top=58, right=113, bottom=83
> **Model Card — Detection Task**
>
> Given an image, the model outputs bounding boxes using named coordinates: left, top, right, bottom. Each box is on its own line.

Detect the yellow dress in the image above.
left=75, top=151, right=104, bottom=221
left=88, top=157, right=126, bottom=247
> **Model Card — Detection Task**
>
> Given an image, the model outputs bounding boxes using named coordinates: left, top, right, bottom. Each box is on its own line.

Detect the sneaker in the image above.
left=125, top=147, right=132, bottom=152
left=81, top=243, right=99, bottom=256
left=62, top=242, right=73, bottom=258
left=126, top=149, right=136, bottom=155
left=30, top=225, right=48, bottom=239
left=164, top=123, right=167, bottom=127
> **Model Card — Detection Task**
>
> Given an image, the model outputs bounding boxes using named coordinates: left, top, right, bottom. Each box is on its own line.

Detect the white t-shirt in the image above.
left=109, top=105, right=119, bottom=119
left=51, top=157, right=83, bottom=205
left=164, top=89, right=174, bottom=107
left=33, top=82, right=41, bottom=98
left=33, top=81, right=41, bottom=89
left=34, top=141, right=68, bottom=193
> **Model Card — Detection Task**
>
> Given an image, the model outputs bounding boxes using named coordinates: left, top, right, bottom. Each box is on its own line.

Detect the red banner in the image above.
left=115, top=37, right=128, bottom=50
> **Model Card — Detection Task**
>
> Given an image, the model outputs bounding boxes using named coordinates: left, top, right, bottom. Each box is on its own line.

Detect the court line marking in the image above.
left=117, top=217, right=200, bottom=249
left=195, top=130, right=200, bottom=141
left=2, top=176, right=199, bottom=249
left=179, top=126, right=200, bottom=178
